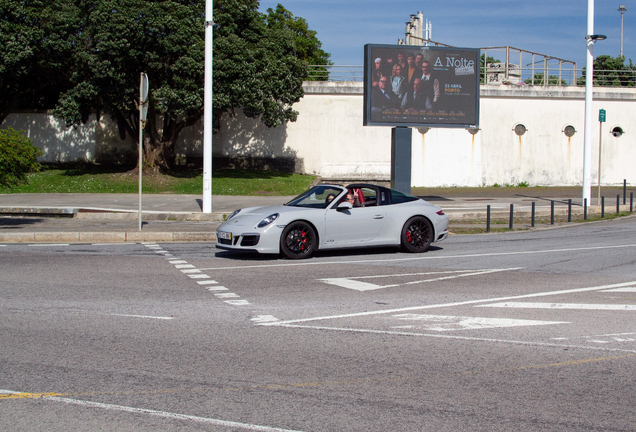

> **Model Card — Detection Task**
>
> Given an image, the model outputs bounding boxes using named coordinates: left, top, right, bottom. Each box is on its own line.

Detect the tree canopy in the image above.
left=0, top=0, right=77, bottom=124
left=577, top=55, right=636, bottom=87
left=1, top=0, right=320, bottom=169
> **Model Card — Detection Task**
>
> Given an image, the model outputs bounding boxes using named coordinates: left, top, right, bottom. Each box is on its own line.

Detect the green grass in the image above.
left=0, top=165, right=317, bottom=196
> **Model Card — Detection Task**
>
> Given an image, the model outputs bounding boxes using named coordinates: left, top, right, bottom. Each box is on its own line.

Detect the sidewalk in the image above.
left=0, top=192, right=633, bottom=243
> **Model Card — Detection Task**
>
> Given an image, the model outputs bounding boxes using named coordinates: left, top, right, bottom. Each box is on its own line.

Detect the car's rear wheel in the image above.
left=280, top=221, right=316, bottom=259
left=401, top=216, right=433, bottom=253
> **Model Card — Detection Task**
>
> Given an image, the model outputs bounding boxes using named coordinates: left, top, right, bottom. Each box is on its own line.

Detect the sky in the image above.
left=258, top=0, right=634, bottom=71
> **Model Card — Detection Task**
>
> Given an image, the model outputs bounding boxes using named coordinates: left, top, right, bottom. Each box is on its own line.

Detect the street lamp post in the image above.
left=583, top=0, right=607, bottom=207
left=619, top=5, right=627, bottom=57
left=203, top=0, right=213, bottom=213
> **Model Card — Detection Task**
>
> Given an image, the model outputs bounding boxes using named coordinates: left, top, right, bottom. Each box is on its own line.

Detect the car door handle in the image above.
left=373, top=214, right=384, bottom=219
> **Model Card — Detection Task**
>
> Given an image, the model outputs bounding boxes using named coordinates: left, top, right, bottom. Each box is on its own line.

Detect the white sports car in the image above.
left=216, top=183, right=449, bottom=259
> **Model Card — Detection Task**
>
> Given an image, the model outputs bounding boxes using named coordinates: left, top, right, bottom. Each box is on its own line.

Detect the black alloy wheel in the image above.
left=401, top=216, right=433, bottom=253
left=280, top=221, right=316, bottom=259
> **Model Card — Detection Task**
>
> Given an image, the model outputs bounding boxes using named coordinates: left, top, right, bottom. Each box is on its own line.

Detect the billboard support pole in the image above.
left=391, top=127, right=412, bottom=194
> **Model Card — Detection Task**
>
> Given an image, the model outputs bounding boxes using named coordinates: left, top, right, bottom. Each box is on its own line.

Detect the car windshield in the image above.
left=285, top=185, right=344, bottom=209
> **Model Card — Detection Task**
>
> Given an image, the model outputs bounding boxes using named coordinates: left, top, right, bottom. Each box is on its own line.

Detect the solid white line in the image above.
left=601, top=287, right=636, bottom=292
left=275, top=324, right=636, bottom=353
left=28, top=244, right=70, bottom=247
left=0, top=389, right=302, bottom=432
left=110, top=314, right=173, bottom=320
left=259, top=281, right=636, bottom=326
left=480, top=302, right=636, bottom=311
left=201, top=243, right=636, bottom=271
left=320, top=268, right=523, bottom=291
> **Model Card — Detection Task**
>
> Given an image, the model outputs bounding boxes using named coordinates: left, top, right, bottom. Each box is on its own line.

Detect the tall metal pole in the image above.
left=619, top=5, right=627, bottom=57
left=202, top=0, right=213, bottom=213
left=583, top=0, right=595, bottom=207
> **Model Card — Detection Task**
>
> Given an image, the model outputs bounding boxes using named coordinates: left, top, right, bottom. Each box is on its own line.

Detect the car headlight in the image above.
left=257, top=213, right=279, bottom=228
left=226, top=209, right=241, bottom=220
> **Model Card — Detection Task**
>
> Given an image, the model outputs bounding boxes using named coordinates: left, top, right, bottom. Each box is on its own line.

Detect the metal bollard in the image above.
left=531, top=202, right=535, bottom=227
left=624, top=180, right=627, bottom=205
left=602, top=196, right=605, bottom=218
left=509, top=204, right=514, bottom=229
left=486, top=205, right=491, bottom=233
left=550, top=200, right=555, bottom=225
left=617, top=194, right=620, bottom=214
left=584, top=198, right=588, bottom=220
left=631, top=192, right=634, bottom=213
left=568, top=199, right=572, bottom=222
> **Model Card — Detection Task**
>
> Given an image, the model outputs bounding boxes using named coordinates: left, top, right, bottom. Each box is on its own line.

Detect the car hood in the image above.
left=219, top=205, right=313, bottom=229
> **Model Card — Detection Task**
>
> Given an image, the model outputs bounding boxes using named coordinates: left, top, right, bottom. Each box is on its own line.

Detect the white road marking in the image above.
left=188, top=274, right=211, bottom=279
left=201, top=243, right=636, bottom=271
left=252, top=315, right=280, bottom=323
left=480, top=302, right=636, bottom=311
left=601, top=287, right=636, bottom=292
left=215, top=293, right=240, bottom=298
left=388, top=314, right=567, bottom=331
left=197, top=280, right=218, bottom=285
left=170, top=260, right=188, bottom=264
left=259, top=281, right=636, bottom=326
left=110, top=314, right=173, bottom=320
left=28, top=244, right=70, bottom=247
left=175, top=264, right=195, bottom=269
left=320, top=268, right=522, bottom=291
left=275, top=324, right=636, bottom=353
left=0, top=389, right=302, bottom=432
left=154, top=250, right=168, bottom=254
left=208, top=286, right=229, bottom=292
left=551, top=332, right=636, bottom=343
left=224, top=300, right=250, bottom=306
left=181, top=269, right=202, bottom=274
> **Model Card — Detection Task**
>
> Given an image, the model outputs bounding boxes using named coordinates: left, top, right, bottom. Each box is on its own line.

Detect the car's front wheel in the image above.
left=401, top=216, right=433, bottom=253
left=280, top=221, right=316, bottom=259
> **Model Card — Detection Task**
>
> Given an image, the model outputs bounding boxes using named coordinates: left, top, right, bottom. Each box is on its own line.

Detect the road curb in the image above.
left=0, top=232, right=218, bottom=243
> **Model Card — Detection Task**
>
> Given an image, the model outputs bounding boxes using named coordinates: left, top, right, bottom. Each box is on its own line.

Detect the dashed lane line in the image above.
left=143, top=243, right=250, bottom=306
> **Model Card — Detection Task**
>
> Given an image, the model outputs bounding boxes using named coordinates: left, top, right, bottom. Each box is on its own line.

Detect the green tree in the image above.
left=213, top=0, right=306, bottom=132
left=265, top=4, right=331, bottom=81
left=0, top=127, right=42, bottom=188
left=577, top=55, right=636, bottom=87
left=0, top=0, right=77, bottom=125
left=524, top=73, right=567, bottom=86
left=53, top=0, right=308, bottom=170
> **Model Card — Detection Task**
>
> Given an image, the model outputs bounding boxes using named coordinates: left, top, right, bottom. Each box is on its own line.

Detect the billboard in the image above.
left=363, top=44, right=480, bottom=128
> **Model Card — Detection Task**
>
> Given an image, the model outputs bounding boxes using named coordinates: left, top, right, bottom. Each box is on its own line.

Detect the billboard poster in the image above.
left=363, top=44, right=480, bottom=128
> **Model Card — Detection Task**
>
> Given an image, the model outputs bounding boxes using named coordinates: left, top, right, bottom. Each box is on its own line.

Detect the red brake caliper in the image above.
left=406, top=230, right=412, bottom=242
left=300, top=229, right=307, bottom=250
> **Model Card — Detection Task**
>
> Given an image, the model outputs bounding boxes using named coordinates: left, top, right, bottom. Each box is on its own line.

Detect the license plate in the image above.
left=217, top=231, right=232, bottom=240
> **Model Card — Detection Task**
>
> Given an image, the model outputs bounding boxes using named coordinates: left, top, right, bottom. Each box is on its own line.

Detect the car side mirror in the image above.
left=337, top=202, right=353, bottom=212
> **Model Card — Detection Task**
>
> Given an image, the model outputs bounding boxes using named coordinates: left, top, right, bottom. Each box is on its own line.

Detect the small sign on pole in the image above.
left=139, top=72, right=149, bottom=231
left=597, top=109, right=605, bottom=204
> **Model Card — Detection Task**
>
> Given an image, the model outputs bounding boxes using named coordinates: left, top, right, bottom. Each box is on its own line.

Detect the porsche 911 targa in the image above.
left=216, top=183, right=449, bottom=259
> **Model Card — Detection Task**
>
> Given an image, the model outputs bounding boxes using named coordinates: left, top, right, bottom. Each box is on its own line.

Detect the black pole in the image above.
left=486, top=205, right=491, bottom=233
left=631, top=192, right=634, bottom=213
left=584, top=198, right=588, bottom=220
left=617, top=194, right=620, bottom=214
left=550, top=200, right=555, bottom=225
left=602, top=196, right=605, bottom=218
left=568, top=199, right=572, bottom=222
left=531, top=202, right=535, bottom=227
left=624, top=179, right=627, bottom=205
left=509, top=204, right=514, bottom=229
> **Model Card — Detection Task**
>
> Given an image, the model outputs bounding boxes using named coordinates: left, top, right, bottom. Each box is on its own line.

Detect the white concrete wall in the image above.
left=3, top=83, right=635, bottom=187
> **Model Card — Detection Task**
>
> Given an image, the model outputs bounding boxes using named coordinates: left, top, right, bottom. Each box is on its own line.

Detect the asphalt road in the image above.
left=1, top=218, right=636, bottom=431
